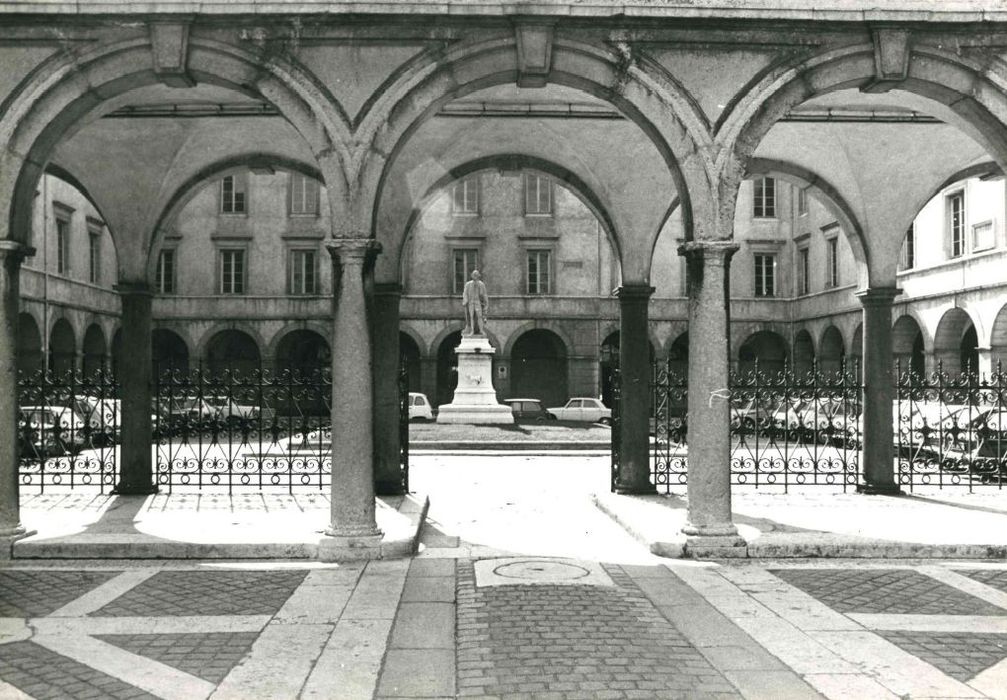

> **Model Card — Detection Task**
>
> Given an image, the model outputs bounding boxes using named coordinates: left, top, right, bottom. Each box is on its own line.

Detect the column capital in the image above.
left=325, top=238, right=381, bottom=263
left=374, top=282, right=403, bottom=298
left=114, top=281, right=153, bottom=298
left=855, top=286, right=901, bottom=307
left=0, top=241, right=35, bottom=265
left=677, top=240, right=740, bottom=261
left=616, top=284, right=654, bottom=301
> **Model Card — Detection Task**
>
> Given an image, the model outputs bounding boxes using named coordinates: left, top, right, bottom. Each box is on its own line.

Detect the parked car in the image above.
left=205, top=395, right=260, bottom=427
left=408, top=392, right=434, bottom=422
left=163, top=396, right=219, bottom=432
left=547, top=397, right=611, bottom=424
left=503, top=398, right=558, bottom=422
left=19, top=405, right=87, bottom=451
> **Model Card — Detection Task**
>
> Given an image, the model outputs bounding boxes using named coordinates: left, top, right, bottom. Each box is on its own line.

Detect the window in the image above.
left=825, top=237, right=839, bottom=288
left=526, top=250, right=552, bottom=295
left=900, top=224, right=916, bottom=270
left=453, top=248, right=479, bottom=294
left=219, top=249, right=246, bottom=294
left=289, top=173, right=319, bottom=216
left=797, top=246, right=809, bottom=295
left=753, top=177, right=776, bottom=218
left=797, top=187, right=808, bottom=216
left=754, top=253, right=775, bottom=297
left=156, top=249, right=176, bottom=294
left=524, top=173, right=553, bottom=216
left=55, top=217, right=69, bottom=275
left=972, top=219, right=995, bottom=252
left=288, top=249, right=317, bottom=295
left=88, top=232, right=100, bottom=284
left=220, top=175, right=247, bottom=214
left=452, top=177, right=479, bottom=216
left=948, top=190, right=965, bottom=258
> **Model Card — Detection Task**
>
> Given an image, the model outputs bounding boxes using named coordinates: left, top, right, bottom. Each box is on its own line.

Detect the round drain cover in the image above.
left=492, top=560, right=592, bottom=582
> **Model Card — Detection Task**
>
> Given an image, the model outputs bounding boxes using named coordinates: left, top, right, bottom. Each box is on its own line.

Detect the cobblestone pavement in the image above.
left=3, top=456, right=1007, bottom=698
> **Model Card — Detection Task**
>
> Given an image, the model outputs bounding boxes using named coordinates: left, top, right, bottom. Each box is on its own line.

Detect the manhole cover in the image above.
left=474, top=558, right=614, bottom=587
left=493, top=560, right=592, bottom=582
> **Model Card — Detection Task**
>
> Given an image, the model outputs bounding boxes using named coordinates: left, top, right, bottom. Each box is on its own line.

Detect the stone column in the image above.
left=856, top=287, right=901, bottom=494
left=613, top=284, right=656, bottom=494
left=325, top=239, right=383, bottom=547
left=0, top=242, right=33, bottom=547
left=678, top=241, right=745, bottom=550
left=372, top=283, right=404, bottom=495
left=114, top=282, right=157, bottom=495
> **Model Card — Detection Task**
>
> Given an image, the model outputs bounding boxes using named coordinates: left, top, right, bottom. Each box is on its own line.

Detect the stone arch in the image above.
left=793, top=329, right=815, bottom=375
left=503, top=321, right=576, bottom=361
left=510, top=328, right=569, bottom=408
left=273, top=329, right=331, bottom=372
left=49, top=317, right=76, bottom=374
left=893, top=314, right=926, bottom=377
left=991, top=303, right=1007, bottom=371
left=152, top=328, right=190, bottom=375
left=199, top=327, right=264, bottom=375
left=399, top=324, right=428, bottom=360
left=146, top=155, right=327, bottom=284
left=0, top=36, right=350, bottom=255
left=392, top=154, right=621, bottom=283
left=264, top=321, right=331, bottom=362
left=16, top=311, right=42, bottom=374
left=934, top=307, right=978, bottom=376
left=819, top=325, right=845, bottom=374
left=82, top=323, right=107, bottom=376
left=738, top=330, right=788, bottom=376
left=747, top=158, right=870, bottom=287
left=399, top=331, right=422, bottom=393
left=358, top=36, right=721, bottom=277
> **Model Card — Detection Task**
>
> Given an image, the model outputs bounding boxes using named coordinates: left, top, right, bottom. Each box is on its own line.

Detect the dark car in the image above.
left=503, top=398, right=558, bottom=422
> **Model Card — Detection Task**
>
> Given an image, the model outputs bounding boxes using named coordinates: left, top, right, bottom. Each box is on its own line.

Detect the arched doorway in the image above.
left=667, top=332, right=688, bottom=377
left=16, top=313, right=42, bottom=374
left=82, top=324, right=107, bottom=376
left=274, top=330, right=330, bottom=373
left=436, top=331, right=462, bottom=407
left=400, top=332, right=421, bottom=393
left=512, top=329, right=568, bottom=408
left=49, top=318, right=76, bottom=374
left=793, top=330, right=815, bottom=376
left=152, top=329, right=190, bottom=375
left=819, top=326, right=845, bottom=375
left=738, top=331, right=787, bottom=376
left=893, top=315, right=925, bottom=377
left=934, top=308, right=976, bottom=376
left=204, top=330, right=261, bottom=375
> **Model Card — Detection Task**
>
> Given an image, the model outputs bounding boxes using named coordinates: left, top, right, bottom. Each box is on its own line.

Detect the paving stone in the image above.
left=95, top=631, right=259, bottom=684
left=377, top=648, right=455, bottom=697
left=0, top=570, right=120, bottom=617
left=876, top=630, right=1007, bottom=682
left=771, top=568, right=1007, bottom=615
left=452, top=559, right=740, bottom=699
left=0, top=640, right=158, bottom=700
left=961, top=569, right=1007, bottom=598
left=91, top=570, right=308, bottom=617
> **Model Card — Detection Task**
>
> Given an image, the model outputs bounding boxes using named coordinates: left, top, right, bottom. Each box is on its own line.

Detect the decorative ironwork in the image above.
left=154, top=363, right=331, bottom=493
left=641, top=358, right=863, bottom=493
left=399, top=363, right=410, bottom=493
left=17, top=368, right=120, bottom=492
left=896, top=361, right=1007, bottom=490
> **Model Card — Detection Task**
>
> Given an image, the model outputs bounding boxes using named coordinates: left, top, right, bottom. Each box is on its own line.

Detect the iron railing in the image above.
left=644, top=358, right=863, bottom=493
left=896, top=361, right=1007, bottom=490
left=17, top=368, right=120, bottom=492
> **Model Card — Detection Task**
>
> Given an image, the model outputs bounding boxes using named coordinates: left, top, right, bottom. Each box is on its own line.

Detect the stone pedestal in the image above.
left=437, top=336, right=513, bottom=424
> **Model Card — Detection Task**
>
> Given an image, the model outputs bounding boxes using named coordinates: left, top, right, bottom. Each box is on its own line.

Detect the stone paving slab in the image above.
left=0, top=569, right=120, bottom=616
left=95, top=631, right=259, bottom=683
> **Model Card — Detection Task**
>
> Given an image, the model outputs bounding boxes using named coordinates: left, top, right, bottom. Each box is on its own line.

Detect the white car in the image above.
left=409, top=393, right=434, bottom=422
left=547, top=398, right=612, bottom=424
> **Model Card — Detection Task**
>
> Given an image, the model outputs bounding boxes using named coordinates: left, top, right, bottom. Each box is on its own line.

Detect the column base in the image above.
left=318, top=529, right=385, bottom=562
left=613, top=481, right=657, bottom=495
left=682, top=523, right=747, bottom=559
left=0, top=525, right=36, bottom=560
left=112, top=483, right=159, bottom=496
left=856, top=483, right=903, bottom=496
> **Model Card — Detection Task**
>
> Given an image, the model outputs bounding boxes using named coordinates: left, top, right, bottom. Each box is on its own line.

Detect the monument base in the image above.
left=436, top=335, right=514, bottom=425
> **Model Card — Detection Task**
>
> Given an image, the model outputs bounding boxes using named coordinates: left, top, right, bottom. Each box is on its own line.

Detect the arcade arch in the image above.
left=274, top=330, right=330, bottom=373
left=152, top=329, right=190, bottom=374
left=82, top=324, right=107, bottom=376
left=48, top=318, right=76, bottom=374
left=738, top=331, right=788, bottom=375
left=893, top=315, right=926, bottom=377
left=204, top=329, right=261, bottom=376
left=16, top=313, right=42, bottom=375
left=992, top=304, right=1007, bottom=371
left=934, top=308, right=978, bottom=376
left=793, top=330, right=815, bottom=375
left=400, top=332, right=422, bottom=394
left=819, top=326, right=845, bottom=374
left=511, top=329, right=569, bottom=409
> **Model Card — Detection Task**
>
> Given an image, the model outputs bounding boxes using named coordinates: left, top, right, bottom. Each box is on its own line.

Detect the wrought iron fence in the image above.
left=896, top=361, right=1007, bottom=490
left=17, top=368, right=120, bottom=492
left=647, top=358, right=863, bottom=493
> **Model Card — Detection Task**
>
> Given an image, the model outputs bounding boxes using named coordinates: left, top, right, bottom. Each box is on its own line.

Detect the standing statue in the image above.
left=462, top=269, right=489, bottom=336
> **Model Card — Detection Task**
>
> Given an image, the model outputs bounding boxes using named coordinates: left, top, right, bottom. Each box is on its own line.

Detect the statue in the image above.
left=462, top=269, right=489, bottom=336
